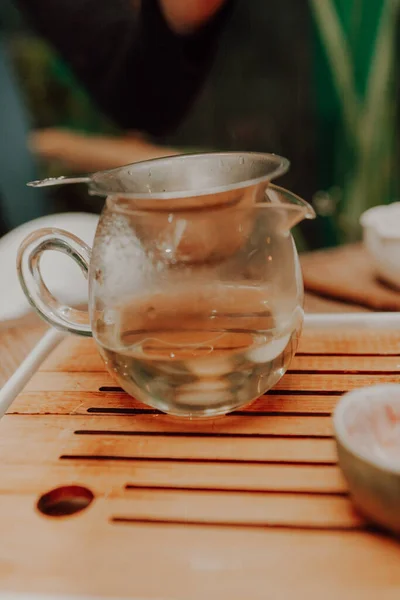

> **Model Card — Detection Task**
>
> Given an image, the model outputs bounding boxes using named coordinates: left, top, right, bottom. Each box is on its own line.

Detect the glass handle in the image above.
left=17, top=228, right=92, bottom=336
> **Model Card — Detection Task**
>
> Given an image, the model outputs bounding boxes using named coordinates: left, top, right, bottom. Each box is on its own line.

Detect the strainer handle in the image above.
left=17, top=228, right=92, bottom=336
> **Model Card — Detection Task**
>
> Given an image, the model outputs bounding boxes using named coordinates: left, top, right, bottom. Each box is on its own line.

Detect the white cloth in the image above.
left=0, top=212, right=99, bottom=322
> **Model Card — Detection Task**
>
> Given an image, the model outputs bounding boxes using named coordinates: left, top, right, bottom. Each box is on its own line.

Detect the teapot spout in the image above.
left=266, top=184, right=316, bottom=230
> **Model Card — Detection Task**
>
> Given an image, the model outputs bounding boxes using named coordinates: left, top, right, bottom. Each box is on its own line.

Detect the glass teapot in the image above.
left=17, top=152, right=315, bottom=417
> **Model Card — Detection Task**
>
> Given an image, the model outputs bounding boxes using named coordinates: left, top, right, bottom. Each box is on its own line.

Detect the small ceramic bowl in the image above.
left=360, top=203, right=400, bottom=289
left=334, top=383, right=400, bottom=535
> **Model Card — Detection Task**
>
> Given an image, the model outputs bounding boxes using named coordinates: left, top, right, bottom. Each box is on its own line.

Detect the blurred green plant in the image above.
left=310, top=0, right=400, bottom=243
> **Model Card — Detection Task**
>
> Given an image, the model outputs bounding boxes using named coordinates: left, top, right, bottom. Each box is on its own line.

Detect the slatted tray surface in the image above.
left=1, top=326, right=400, bottom=599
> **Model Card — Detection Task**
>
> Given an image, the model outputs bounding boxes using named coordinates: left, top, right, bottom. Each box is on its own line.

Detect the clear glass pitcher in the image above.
left=17, top=152, right=315, bottom=417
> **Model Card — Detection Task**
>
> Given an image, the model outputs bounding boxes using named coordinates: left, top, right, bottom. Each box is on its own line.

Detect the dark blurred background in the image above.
left=1, top=0, right=399, bottom=250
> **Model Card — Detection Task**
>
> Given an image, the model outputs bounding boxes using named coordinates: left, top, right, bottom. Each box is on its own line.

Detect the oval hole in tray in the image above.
left=37, top=485, right=94, bottom=517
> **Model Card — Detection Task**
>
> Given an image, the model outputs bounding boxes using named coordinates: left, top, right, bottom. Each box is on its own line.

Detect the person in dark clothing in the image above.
left=9, top=0, right=400, bottom=250
left=15, top=0, right=232, bottom=136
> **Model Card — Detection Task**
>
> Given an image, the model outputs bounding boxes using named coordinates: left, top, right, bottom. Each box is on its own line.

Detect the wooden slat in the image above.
left=9, top=391, right=341, bottom=415
left=0, top=462, right=347, bottom=495
left=42, top=351, right=400, bottom=374
left=23, top=370, right=400, bottom=394
left=39, top=335, right=400, bottom=373
left=0, top=413, right=334, bottom=437
left=298, top=329, right=400, bottom=355
left=0, top=415, right=337, bottom=465
left=40, top=337, right=102, bottom=372
left=276, top=373, right=400, bottom=390
left=63, top=436, right=337, bottom=464
left=107, top=491, right=361, bottom=529
left=0, top=314, right=46, bottom=386
left=290, top=355, right=400, bottom=372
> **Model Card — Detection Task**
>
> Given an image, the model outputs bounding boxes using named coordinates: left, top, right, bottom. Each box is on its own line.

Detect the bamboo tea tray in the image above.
left=1, top=316, right=400, bottom=599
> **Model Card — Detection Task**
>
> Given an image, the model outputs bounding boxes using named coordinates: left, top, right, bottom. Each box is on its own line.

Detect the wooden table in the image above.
left=1, top=305, right=399, bottom=599
left=0, top=293, right=369, bottom=389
